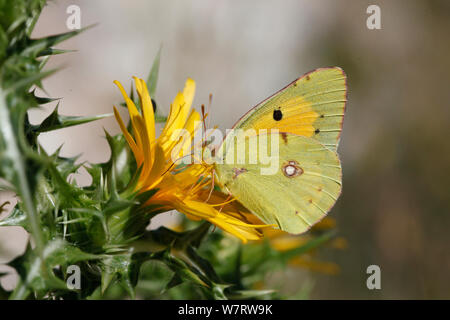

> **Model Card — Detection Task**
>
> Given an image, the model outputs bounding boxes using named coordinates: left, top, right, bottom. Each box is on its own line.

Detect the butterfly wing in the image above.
left=214, top=132, right=342, bottom=234
left=233, top=67, right=347, bottom=151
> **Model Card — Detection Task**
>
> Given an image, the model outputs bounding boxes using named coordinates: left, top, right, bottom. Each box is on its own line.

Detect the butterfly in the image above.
left=212, top=67, right=347, bottom=234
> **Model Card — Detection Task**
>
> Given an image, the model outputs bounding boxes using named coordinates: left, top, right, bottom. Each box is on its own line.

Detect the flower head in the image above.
left=113, top=77, right=268, bottom=242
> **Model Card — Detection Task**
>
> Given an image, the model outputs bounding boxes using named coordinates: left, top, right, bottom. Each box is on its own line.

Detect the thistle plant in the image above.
left=0, top=0, right=342, bottom=300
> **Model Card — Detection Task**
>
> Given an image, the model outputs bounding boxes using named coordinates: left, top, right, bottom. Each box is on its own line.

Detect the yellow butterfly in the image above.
left=213, top=67, right=347, bottom=234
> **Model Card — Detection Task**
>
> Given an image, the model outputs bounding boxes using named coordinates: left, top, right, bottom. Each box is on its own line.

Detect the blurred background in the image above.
left=1, top=0, right=449, bottom=299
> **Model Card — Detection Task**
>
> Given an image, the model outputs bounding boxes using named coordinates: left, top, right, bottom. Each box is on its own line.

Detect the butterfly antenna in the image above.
left=191, top=125, right=218, bottom=153
left=207, top=93, right=213, bottom=129
left=201, top=104, right=208, bottom=143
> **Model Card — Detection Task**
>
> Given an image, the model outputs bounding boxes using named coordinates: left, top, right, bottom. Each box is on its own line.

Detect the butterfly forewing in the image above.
left=232, top=67, right=347, bottom=151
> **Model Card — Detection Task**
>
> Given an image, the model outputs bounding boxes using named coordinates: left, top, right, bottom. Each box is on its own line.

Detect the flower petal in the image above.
left=113, top=106, right=143, bottom=165
left=114, top=80, right=144, bottom=151
left=182, top=78, right=196, bottom=110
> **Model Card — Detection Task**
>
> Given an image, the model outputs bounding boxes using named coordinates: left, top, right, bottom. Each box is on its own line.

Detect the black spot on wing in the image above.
left=273, top=109, right=283, bottom=121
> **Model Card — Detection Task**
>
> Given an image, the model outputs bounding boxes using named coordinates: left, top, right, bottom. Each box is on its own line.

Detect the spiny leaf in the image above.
left=30, top=89, right=60, bottom=104
left=0, top=206, right=28, bottom=229
left=146, top=47, right=168, bottom=123
left=4, top=68, right=57, bottom=93
left=100, top=251, right=153, bottom=298
left=210, top=283, right=230, bottom=300
left=183, top=246, right=221, bottom=283
left=102, top=130, right=133, bottom=193
left=163, top=274, right=183, bottom=292
left=154, top=249, right=210, bottom=288
left=37, top=48, right=76, bottom=57
left=23, top=25, right=94, bottom=58
left=146, top=46, right=161, bottom=98
left=178, top=222, right=211, bottom=249
left=32, top=103, right=112, bottom=133
left=43, top=239, right=101, bottom=266
left=8, top=240, right=100, bottom=299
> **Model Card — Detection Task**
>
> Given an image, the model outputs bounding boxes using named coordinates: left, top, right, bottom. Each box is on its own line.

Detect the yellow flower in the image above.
left=113, top=76, right=267, bottom=243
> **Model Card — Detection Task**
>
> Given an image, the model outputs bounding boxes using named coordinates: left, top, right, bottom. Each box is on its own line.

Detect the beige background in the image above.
left=1, top=0, right=450, bottom=298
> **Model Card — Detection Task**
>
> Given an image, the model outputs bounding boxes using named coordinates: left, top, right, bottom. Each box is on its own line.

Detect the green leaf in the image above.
left=32, top=103, right=112, bottom=133
left=146, top=47, right=161, bottom=98
left=43, top=239, right=101, bottom=266
left=163, top=274, right=183, bottom=292
left=37, top=48, right=76, bottom=57
left=23, top=25, right=94, bottom=58
left=154, top=114, right=168, bottom=123
left=8, top=239, right=100, bottom=299
left=155, top=249, right=210, bottom=288
left=30, top=89, right=60, bottom=104
left=210, top=283, right=230, bottom=300
left=183, top=246, right=220, bottom=283
left=146, top=47, right=168, bottom=123
left=102, top=130, right=134, bottom=193
left=100, top=251, right=153, bottom=298
left=4, top=68, right=57, bottom=93
left=179, top=222, right=211, bottom=249
left=0, top=206, right=28, bottom=229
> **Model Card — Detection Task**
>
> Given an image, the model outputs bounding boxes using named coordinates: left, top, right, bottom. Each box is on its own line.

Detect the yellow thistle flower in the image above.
left=113, top=76, right=267, bottom=243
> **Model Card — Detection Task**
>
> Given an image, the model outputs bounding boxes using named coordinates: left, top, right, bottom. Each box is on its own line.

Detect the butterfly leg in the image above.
left=205, top=168, right=215, bottom=203
left=218, top=193, right=232, bottom=213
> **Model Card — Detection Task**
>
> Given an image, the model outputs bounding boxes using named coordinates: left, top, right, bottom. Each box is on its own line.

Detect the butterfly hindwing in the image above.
left=214, top=132, right=342, bottom=234
left=233, top=67, right=347, bottom=151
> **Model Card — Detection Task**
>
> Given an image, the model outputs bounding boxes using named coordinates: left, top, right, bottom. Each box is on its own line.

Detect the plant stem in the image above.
left=0, top=88, right=45, bottom=258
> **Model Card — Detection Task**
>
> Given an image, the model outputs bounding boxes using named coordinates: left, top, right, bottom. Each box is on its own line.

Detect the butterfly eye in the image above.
left=273, top=109, right=283, bottom=121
